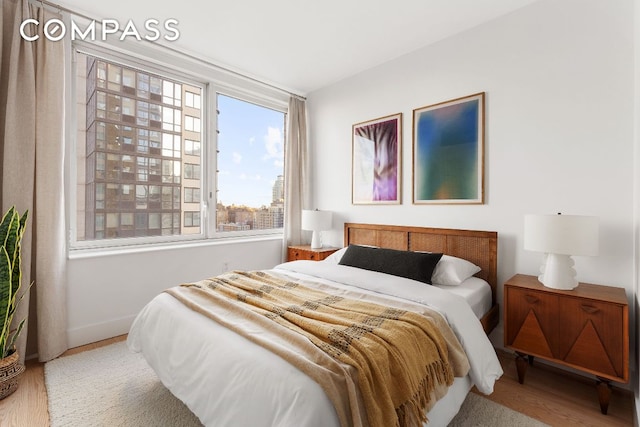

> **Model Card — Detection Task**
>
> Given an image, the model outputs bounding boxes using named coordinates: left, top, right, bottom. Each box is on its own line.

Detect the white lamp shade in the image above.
left=524, top=214, right=599, bottom=290
left=524, top=214, right=599, bottom=257
left=301, top=210, right=332, bottom=231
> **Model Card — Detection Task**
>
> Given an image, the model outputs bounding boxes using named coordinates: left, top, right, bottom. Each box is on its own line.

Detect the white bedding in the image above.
left=433, top=277, right=492, bottom=320
left=128, top=261, right=502, bottom=426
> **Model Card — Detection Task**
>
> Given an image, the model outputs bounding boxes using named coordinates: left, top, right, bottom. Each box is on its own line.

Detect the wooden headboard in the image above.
left=344, top=223, right=499, bottom=333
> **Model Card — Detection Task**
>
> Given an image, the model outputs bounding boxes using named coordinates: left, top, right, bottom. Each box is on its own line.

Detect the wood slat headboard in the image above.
left=344, top=223, right=498, bottom=306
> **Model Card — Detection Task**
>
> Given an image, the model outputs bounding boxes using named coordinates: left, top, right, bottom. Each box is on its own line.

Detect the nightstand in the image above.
left=504, top=274, right=629, bottom=414
left=287, top=245, right=339, bottom=262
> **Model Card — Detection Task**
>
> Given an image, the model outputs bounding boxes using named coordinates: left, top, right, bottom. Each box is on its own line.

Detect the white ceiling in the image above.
left=56, top=0, right=540, bottom=95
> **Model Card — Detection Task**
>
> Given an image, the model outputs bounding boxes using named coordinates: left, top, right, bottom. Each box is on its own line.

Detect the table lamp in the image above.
left=524, top=213, right=599, bottom=290
left=301, top=209, right=332, bottom=249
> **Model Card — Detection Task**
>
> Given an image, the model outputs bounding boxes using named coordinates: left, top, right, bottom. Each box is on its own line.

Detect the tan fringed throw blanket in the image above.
left=166, top=271, right=469, bottom=427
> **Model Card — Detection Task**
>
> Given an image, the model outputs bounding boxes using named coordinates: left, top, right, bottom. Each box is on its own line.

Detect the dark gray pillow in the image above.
left=338, top=245, right=443, bottom=284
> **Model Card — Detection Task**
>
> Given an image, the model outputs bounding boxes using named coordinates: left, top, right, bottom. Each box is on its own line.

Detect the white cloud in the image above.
left=262, top=127, right=283, bottom=163
left=239, top=173, right=262, bottom=181
left=232, top=152, right=242, bottom=164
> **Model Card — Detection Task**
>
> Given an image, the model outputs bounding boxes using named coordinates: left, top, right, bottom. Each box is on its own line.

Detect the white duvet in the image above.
left=128, top=261, right=503, bottom=426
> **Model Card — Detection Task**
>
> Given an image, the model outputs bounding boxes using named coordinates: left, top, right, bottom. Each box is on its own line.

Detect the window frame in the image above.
left=68, top=41, right=288, bottom=252
left=205, top=87, right=288, bottom=240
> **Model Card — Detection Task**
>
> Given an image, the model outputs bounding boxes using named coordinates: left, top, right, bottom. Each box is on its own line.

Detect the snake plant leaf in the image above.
left=0, top=207, right=15, bottom=268
left=0, top=245, right=12, bottom=357
left=0, top=207, right=28, bottom=359
left=2, top=209, right=18, bottom=251
left=19, top=211, right=27, bottom=233
left=9, top=211, right=26, bottom=312
left=6, top=281, right=33, bottom=330
left=0, top=208, right=14, bottom=251
left=7, top=318, right=25, bottom=354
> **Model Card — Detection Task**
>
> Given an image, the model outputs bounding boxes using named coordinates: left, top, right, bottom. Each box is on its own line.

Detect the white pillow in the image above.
left=324, top=247, right=348, bottom=263
left=431, top=255, right=481, bottom=286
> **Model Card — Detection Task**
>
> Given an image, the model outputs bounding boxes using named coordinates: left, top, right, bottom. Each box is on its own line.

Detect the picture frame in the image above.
left=412, top=92, right=485, bottom=204
left=352, top=113, right=402, bottom=205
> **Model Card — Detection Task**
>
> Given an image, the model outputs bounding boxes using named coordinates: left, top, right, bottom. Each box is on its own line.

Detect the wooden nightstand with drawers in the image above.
left=287, top=245, right=340, bottom=262
left=504, top=274, right=629, bottom=414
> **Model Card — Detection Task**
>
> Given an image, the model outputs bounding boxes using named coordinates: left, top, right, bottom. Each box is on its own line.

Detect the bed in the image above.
left=128, top=223, right=503, bottom=426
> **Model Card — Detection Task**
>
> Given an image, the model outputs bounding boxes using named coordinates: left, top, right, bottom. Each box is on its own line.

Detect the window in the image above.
left=72, top=48, right=286, bottom=249
left=185, top=91, right=201, bottom=109
left=184, top=187, right=200, bottom=203
left=184, top=115, right=200, bottom=132
left=184, top=139, right=200, bottom=156
left=216, top=94, right=285, bottom=233
left=75, top=52, right=202, bottom=243
left=184, top=211, right=200, bottom=227
left=183, top=163, right=200, bottom=180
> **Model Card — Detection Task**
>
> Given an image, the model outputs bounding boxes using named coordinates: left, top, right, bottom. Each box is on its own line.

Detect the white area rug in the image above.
left=45, top=341, right=547, bottom=427
left=449, top=392, right=548, bottom=426
left=45, top=341, right=202, bottom=427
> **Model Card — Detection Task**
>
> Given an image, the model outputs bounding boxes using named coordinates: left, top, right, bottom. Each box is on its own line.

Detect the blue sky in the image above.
left=216, top=94, right=285, bottom=208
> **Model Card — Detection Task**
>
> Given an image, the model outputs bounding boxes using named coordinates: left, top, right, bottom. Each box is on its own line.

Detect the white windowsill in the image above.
left=67, top=234, right=284, bottom=260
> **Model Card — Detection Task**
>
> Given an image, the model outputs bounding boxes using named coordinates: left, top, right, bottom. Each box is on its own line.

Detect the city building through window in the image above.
left=73, top=52, right=286, bottom=247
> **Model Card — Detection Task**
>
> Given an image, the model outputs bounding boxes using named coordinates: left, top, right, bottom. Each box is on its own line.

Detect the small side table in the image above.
left=503, top=274, right=629, bottom=414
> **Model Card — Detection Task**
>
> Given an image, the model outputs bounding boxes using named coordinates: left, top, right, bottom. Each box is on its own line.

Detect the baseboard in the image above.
left=67, top=315, right=136, bottom=349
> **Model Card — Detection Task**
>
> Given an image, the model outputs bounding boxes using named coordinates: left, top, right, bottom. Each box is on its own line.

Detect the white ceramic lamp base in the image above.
left=310, top=231, right=322, bottom=249
left=538, top=253, right=578, bottom=290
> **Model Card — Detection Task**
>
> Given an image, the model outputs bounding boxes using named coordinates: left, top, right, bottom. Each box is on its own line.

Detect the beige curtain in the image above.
left=0, top=0, right=67, bottom=362
left=282, top=97, right=309, bottom=259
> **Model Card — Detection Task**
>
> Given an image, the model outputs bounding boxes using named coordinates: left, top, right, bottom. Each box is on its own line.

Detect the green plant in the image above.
left=0, top=207, right=29, bottom=359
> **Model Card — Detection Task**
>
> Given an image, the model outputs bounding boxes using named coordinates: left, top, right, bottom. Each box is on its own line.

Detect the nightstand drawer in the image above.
left=287, top=246, right=339, bottom=262
left=288, top=248, right=316, bottom=261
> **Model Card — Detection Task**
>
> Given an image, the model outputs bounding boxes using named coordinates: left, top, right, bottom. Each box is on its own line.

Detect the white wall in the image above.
left=66, top=238, right=282, bottom=347
left=308, top=0, right=635, bottom=358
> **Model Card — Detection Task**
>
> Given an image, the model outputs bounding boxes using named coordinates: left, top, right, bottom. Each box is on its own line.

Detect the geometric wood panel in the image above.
left=564, top=320, right=617, bottom=378
left=511, top=310, right=554, bottom=359
left=561, top=298, right=624, bottom=376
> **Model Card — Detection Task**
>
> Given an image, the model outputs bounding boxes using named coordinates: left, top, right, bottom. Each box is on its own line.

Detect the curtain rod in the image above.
left=35, top=0, right=306, bottom=101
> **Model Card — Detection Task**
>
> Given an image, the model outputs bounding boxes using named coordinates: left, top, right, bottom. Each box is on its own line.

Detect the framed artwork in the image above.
left=412, top=92, right=485, bottom=204
left=352, top=113, right=402, bottom=204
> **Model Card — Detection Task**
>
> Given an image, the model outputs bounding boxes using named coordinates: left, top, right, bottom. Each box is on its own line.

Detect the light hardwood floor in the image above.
left=478, top=350, right=634, bottom=427
left=0, top=337, right=634, bottom=426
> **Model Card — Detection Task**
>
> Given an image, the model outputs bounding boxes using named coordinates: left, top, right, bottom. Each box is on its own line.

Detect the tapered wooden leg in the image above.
left=515, top=352, right=529, bottom=384
left=596, top=377, right=612, bottom=415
